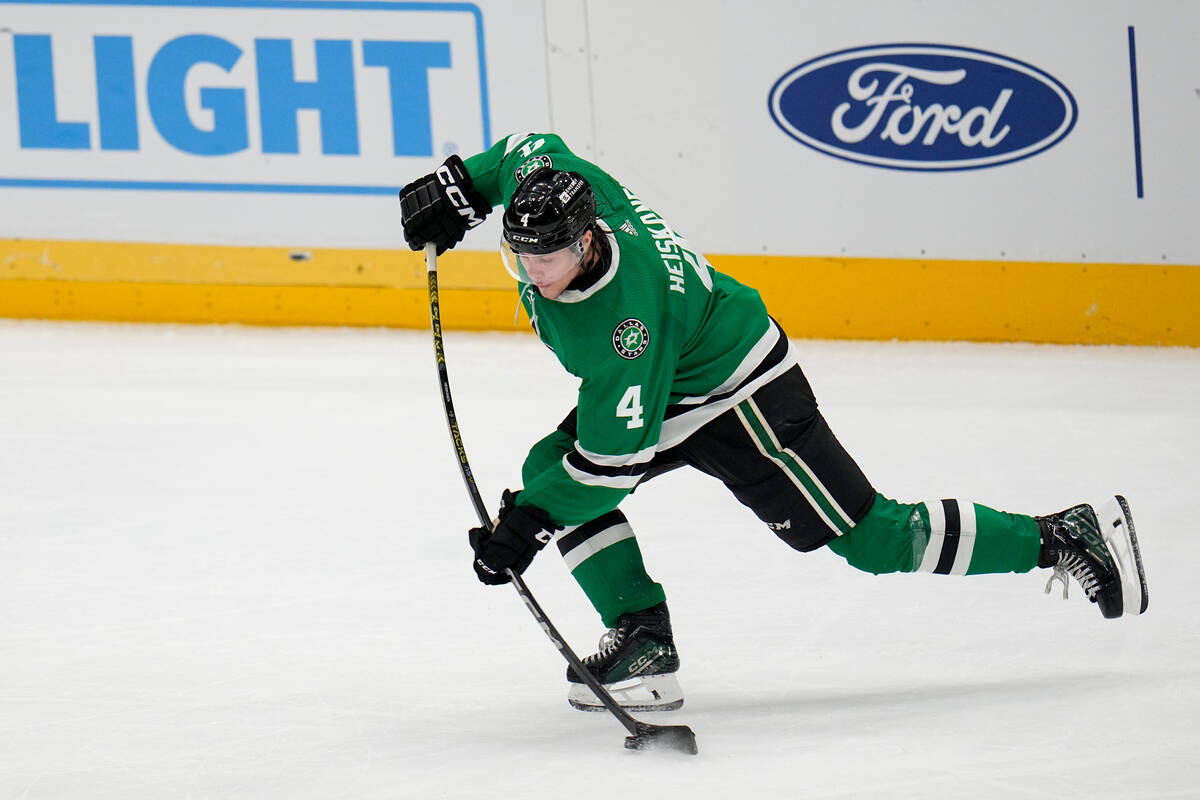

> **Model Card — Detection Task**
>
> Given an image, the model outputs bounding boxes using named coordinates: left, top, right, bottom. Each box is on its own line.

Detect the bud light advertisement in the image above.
left=0, top=0, right=491, bottom=194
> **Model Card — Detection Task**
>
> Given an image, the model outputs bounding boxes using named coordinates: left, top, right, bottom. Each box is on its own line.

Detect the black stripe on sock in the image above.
left=933, top=499, right=961, bottom=575
left=556, top=509, right=628, bottom=557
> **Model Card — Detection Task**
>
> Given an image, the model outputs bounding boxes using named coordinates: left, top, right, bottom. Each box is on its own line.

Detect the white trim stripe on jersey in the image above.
left=658, top=336, right=798, bottom=451
left=672, top=322, right=781, bottom=408
left=560, top=519, right=637, bottom=571
left=562, top=457, right=642, bottom=489
left=574, top=440, right=658, bottom=468
left=562, top=438, right=656, bottom=489
left=916, top=499, right=977, bottom=575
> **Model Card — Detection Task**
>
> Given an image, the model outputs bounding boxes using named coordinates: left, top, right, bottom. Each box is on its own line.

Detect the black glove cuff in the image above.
left=497, top=489, right=560, bottom=548
left=467, top=490, right=562, bottom=585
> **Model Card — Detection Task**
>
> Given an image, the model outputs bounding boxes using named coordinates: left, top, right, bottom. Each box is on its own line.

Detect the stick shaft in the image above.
left=426, top=245, right=490, bottom=526
left=423, top=243, right=642, bottom=736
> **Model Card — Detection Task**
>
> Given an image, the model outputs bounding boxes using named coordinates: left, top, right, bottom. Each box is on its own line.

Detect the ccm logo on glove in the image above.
left=436, top=163, right=485, bottom=228
left=398, top=154, right=491, bottom=255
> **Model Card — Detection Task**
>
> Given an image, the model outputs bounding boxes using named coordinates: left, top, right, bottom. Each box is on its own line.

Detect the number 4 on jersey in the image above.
left=617, top=385, right=644, bottom=429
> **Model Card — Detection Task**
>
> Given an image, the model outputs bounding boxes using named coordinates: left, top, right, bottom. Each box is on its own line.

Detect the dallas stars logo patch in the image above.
left=612, top=318, right=649, bottom=360
left=515, top=155, right=552, bottom=183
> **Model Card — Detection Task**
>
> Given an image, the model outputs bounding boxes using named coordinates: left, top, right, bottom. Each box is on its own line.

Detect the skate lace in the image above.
left=1044, top=552, right=1100, bottom=601
left=585, top=627, right=626, bottom=666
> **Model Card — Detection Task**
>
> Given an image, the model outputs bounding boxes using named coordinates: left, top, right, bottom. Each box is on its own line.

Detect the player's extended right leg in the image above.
left=1036, top=495, right=1148, bottom=619
left=566, top=601, right=684, bottom=712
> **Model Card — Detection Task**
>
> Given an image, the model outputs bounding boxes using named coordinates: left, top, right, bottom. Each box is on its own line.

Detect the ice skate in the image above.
left=567, top=601, right=683, bottom=712
left=1036, top=495, right=1148, bottom=619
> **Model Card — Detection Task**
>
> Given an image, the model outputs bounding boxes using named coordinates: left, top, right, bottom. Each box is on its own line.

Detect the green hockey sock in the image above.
left=556, top=512, right=666, bottom=628
left=827, top=493, right=1042, bottom=575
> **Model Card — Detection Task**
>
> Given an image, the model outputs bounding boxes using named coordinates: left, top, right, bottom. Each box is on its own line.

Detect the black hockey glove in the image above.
left=398, top=154, right=491, bottom=255
left=467, top=489, right=562, bottom=585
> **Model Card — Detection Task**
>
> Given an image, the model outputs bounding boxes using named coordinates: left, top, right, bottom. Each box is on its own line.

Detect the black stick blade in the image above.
left=624, top=723, right=699, bottom=755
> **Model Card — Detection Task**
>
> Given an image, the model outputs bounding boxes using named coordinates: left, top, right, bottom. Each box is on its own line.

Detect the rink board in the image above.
left=1, top=240, right=1195, bottom=345
left=1, top=0, right=1197, bottom=344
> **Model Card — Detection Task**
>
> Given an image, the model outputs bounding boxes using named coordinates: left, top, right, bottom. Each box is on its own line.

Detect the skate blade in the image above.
left=567, top=673, right=684, bottom=712
left=1098, top=495, right=1149, bottom=615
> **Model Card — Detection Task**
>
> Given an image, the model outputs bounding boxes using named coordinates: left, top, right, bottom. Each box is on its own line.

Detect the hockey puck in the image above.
left=623, top=724, right=699, bottom=754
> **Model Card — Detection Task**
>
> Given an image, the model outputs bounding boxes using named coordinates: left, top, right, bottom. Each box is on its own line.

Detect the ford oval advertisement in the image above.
left=768, top=44, right=1078, bottom=171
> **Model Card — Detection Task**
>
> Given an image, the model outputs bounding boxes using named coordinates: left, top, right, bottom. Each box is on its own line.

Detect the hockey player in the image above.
left=398, top=133, right=1149, bottom=712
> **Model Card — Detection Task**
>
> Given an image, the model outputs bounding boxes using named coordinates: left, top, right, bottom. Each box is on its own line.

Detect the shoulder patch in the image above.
left=515, top=155, right=553, bottom=183
left=612, top=318, right=650, bottom=359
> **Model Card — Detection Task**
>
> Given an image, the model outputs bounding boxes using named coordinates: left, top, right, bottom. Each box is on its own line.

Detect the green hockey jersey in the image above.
left=463, top=134, right=796, bottom=526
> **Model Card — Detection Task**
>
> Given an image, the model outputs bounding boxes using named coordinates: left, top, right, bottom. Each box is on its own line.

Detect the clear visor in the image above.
left=500, top=236, right=585, bottom=284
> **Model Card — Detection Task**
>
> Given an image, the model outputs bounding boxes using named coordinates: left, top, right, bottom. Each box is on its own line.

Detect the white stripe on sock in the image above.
left=949, top=502, right=978, bottom=576
left=917, top=499, right=946, bottom=573
left=560, top=521, right=637, bottom=571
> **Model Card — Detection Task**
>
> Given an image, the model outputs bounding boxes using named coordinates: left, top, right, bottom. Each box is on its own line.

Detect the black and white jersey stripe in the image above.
left=563, top=441, right=657, bottom=490
left=659, top=320, right=796, bottom=450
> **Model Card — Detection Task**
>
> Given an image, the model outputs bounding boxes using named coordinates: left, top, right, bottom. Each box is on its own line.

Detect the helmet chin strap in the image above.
left=567, top=237, right=586, bottom=266
left=572, top=228, right=597, bottom=271
left=580, top=225, right=612, bottom=274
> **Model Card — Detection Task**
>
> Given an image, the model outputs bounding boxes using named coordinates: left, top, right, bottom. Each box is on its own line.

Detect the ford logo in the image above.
left=768, top=44, right=1078, bottom=171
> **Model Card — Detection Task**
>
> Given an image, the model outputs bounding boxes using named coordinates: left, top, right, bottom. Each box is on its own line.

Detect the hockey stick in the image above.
left=424, top=243, right=697, bottom=755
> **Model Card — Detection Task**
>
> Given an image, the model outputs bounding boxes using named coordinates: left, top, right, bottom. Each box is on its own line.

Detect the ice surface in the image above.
left=2, top=319, right=1197, bottom=799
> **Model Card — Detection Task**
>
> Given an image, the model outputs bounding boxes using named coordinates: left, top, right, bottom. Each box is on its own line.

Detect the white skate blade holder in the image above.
left=568, top=673, right=684, bottom=712
left=1098, top=495, right=1150, bottom=616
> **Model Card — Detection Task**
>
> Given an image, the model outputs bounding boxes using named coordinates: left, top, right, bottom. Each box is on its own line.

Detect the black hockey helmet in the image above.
left=502, top=167, right=596, bottom=255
